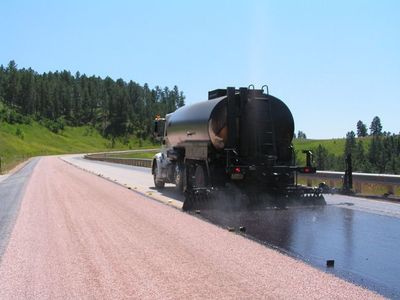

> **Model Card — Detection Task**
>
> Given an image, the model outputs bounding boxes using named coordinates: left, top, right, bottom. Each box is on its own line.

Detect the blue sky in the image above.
left=1, top=0, right=399, bottom=138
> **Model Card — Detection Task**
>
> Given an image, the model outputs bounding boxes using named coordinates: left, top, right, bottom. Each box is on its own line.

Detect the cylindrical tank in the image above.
left=165, top=96, right=228, bottom=149
left=165, top=91, right=294, bottom=161
left=240, top=94, right=294, bottom=162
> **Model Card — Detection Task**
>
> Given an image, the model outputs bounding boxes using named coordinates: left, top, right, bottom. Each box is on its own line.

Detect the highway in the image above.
left=0, top=158, right=38, bottom=259
left=65, top=154, right=400, bottom=298
left=0, top=155, right=394, bottom=299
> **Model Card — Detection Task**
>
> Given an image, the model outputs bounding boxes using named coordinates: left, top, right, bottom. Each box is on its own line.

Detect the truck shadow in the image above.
left=149, top=186, right=185, bottom=203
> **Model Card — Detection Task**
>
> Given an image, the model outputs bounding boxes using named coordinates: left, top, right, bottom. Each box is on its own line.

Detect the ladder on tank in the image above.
left=258, top=96, right=277, bottom=159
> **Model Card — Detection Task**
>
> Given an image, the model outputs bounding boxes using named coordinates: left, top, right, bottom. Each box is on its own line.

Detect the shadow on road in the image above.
left=149, top=186, right=185, bottom=203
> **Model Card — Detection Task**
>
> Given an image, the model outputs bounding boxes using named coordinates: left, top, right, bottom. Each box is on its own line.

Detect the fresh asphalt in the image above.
left=198, top=200, right=400, bottom=299
left=0, top=158, right=39, bottom=260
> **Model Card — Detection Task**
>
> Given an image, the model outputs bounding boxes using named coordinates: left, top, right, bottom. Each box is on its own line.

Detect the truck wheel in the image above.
left=175, top=163, right=185, bottom=192
left=153, top=163, right=165, bottom=189
left=193, top=164, right=206, bottom=188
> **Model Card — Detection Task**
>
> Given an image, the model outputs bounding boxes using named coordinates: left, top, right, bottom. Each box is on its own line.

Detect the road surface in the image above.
left=0, top=158, right=38, bottom=259
left=0, top=156, right=381, bottom=299
left=62, top=154, right=400, bottom=298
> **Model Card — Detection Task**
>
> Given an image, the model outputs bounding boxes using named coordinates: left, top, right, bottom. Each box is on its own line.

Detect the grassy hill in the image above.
left=295, top=137, right=374, bottom=168
left=0, top=118, right=374, bottom=174
left=113, top=138, right=357, bottom=162
left=295, top=136, right=373, bottom=153
left=0, top=121, right=154, bottom=173
left=293, top=138, right=347, bottom=155
left=293, top=138, right=348, bottom=166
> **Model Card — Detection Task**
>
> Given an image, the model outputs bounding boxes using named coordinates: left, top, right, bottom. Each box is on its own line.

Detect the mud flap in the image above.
left=182, top=188, right=211, bottom=211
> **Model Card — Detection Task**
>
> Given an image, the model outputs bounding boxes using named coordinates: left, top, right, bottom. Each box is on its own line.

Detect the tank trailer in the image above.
left=152, top=86, right=323, bottom=210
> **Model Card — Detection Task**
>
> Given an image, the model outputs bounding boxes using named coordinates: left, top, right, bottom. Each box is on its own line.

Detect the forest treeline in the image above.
left=1, top=61, right=399, bottom=174
left=0, top=60, right=185, bottom=141
left=310, top=117, right=400, bottom=174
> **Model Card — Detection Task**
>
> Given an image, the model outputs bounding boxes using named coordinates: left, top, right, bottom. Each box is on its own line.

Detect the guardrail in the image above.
left=84, top=154, right=152, bottom=168
left=84, top=153, right=400, bottom=196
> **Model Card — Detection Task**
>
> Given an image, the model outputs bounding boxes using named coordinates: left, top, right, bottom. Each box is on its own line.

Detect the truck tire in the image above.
left=153, top=163, right=165, bottom=189
left=193, top=164, right=206, bottom=188
left=175, top=163, right=185, bottom=192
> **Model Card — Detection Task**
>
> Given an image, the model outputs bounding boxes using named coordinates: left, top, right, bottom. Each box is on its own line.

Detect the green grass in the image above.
left=119, top=139, right=350, bottom=161
left=94, top=137, right=372, bottom=163
left=0, top=121, right=155, bottom=173
left=0, top=119, right=373, bottom=175
left=292, top=137, right=372, bottom=165
left=293, top=137, right=371, bottom=154
left=115, top=138, right=368, bottom=161
left=293, top=138, right=346, bottom=154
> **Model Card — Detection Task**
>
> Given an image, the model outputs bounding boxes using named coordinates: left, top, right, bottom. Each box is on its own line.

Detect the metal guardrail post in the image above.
left=0, top=156, right=2, bottom=174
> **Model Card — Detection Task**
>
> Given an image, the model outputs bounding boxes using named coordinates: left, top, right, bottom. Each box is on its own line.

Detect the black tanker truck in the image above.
left=152, top=86, right=323, bottom=210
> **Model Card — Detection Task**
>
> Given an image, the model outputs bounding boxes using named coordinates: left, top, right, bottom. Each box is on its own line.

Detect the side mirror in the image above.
left=153, top=119, right=165, bottom=141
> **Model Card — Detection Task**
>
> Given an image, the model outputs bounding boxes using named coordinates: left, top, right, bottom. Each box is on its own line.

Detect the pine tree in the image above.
left=353, top=140, right=366, bottom=171
left=315, top=144, right=328, bottom=170
left=0, top=64, right=5, bottom=101
left=4, top=60, right=20, bottom=107
left=356, top=120, right=367, bottom=137
left=370, top=116, right=382, bottom=136
left=368, top=136, right=383, bottom=172
left=297, top=130, right=307, bottom=139
left=344, top=131, right=356, bottom=155
left=177, top=91, right=185, bottom=107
